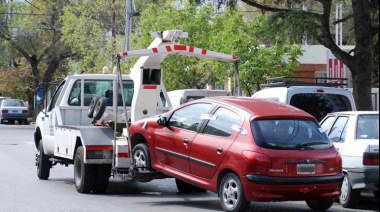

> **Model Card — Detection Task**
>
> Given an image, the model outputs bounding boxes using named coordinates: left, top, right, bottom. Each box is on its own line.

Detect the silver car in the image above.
left=0, top=99, right=29, bottom=125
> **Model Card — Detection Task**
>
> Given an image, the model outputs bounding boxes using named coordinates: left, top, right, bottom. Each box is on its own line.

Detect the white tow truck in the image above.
left=34, top=30, right=240, bottom=193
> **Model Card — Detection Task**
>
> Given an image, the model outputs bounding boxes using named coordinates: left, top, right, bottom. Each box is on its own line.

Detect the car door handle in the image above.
left=217, top=147, right=223, bottom=154
left=184, top=138, right=189, bottom=144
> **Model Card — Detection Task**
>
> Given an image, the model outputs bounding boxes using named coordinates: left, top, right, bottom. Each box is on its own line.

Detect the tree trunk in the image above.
left=349, top=0, right=374, bottom=111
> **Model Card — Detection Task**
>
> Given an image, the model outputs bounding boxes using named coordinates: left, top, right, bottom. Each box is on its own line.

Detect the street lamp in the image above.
left=125, top=0, right=140, bottom=54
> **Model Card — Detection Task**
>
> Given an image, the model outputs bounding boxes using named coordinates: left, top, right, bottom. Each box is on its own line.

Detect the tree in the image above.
left=240, top=0, right=379, bottom=110
left=132, top=1, right=302, bottom=94
left=0, top=0, right=72, bottom=114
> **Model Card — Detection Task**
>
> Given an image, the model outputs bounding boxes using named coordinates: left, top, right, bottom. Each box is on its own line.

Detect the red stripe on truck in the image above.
left=143, top=85, right=158, bottom=90
left=174, top=45, right=187, bottom=51
left=189, top=46, right=194, bottom=53
left=117, top=153, right=129, bottom=158
left=202, top=49, right=207, bottom=55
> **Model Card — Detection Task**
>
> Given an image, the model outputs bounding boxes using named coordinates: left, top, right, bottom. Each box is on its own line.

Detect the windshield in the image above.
left=356, top=115, right=379, bottom=139
left=251, top=120, right=332, bottom=150
left=290, top=93, right=352, bottom=121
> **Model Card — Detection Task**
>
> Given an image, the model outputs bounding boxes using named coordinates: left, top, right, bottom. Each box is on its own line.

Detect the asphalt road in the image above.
left=0, top=123, right=378, bottom=212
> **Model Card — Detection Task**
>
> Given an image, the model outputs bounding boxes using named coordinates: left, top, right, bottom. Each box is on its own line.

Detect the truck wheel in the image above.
left=306, top=199, right=334, bottom=211
left=36, top=142, right=51, bottom=180
left=219, top=173, right=250, bottom=212
left=339, top=173, right=361, bottom=208
left=74, top=147, right=94, bottom=193
left=93, top=97, right=107, bottom=121
left=88, top=96, right=100, bottom=118
left=92, top=165, right=111, bottom=194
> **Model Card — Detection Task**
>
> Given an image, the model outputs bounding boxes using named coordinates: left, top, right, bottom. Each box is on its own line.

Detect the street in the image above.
left=0, top=123, right=378, bottom=212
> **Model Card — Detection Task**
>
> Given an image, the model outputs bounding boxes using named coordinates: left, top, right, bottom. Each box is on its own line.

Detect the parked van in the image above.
left=252, top=77, right=357, bottom=121
left=168, top=89, right=231, bottom=108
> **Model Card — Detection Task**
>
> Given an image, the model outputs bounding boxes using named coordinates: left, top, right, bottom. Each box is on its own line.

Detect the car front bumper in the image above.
left=347, top=167, right=379, bottom=190
left=243, top=173, right=343, bottom=202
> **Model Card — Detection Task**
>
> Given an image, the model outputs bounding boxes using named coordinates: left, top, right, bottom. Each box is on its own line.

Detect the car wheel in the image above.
left=132, top=143, right=153, bottom=182
left=339, top=173, right=361, bottom=208
left=36, top=141, right=51, bottom=180
left=92, top=97, right=107, bottom=121
left=88, top=96, right=100, bottom=118
left=74, top=147, right=94, bottom=193
left=219, top=173, right=250, bottom=212
left=0, top=119, right=3, bottom=124
left=92, top=165, right=111, bottom=194
left=306, top=199, right=334, bottom=211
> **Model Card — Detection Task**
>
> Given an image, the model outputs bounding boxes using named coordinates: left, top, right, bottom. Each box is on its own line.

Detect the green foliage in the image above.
left=133, top=1, right=302, bottom=94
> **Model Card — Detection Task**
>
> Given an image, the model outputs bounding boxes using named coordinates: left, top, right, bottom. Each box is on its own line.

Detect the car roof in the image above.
left=196, top=96, right=316, bottom=121
left=327, top=111, right=379, bottom=116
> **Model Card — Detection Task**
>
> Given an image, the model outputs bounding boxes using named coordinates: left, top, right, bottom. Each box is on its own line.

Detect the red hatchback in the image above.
left=129, top=97, right=343, bottom=212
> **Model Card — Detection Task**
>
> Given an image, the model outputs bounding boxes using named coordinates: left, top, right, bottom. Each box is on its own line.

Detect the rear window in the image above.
left=356, top=115, right=379, bottom=139
left=251, top=120, right=332, bottom=150
left=290, top=93, right=352, bottom=121
left=3, top=100, right=25, bottom=107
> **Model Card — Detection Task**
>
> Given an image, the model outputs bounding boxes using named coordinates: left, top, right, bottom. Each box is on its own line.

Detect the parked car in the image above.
left=0, top=99, right=29, bottom=125
left=320, top=111, right=379, bottom=208
left=252, top=77, right=356, bottom=121
left=130, top=97, right=343, bottom=212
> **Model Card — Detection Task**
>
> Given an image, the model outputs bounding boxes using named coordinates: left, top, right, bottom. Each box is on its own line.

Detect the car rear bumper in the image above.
left=347, top=167, right=379, bottom=190
left=243, top=174, right=343, bottom=202
left=1, top=114, right=28, bottom=120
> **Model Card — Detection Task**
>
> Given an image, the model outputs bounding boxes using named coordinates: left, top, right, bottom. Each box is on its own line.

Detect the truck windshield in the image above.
left=290, top=93, right=352, bottom=121
left=251, top=120, right=332, bottom=150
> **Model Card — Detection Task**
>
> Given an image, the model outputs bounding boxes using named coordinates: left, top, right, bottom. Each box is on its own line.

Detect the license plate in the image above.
left=12, top=110, right=20, bottom=113
left=297, top=164, right=315, bottom=174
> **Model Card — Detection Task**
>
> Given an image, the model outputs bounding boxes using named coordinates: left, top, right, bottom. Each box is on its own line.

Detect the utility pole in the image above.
left=335, top=2, right=343, bottom=46
left=125, top=0, right=132, bottom=52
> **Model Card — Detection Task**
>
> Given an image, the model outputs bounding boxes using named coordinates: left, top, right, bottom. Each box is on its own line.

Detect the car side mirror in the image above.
left=157, top=117, right=168, bottom=127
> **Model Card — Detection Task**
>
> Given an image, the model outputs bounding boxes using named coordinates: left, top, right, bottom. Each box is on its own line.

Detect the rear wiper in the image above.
left=297, top=142, right=329, bottom=148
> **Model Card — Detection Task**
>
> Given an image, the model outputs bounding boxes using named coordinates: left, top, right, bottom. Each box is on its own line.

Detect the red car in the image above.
left=129, top=97, right=343, bottom=212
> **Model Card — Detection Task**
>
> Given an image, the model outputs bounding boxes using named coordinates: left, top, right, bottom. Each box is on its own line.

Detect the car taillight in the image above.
left=22, top=110, right=28, bottom=114
left=335, top=153, right=343, bottom=170
left=363, top=152, right=379, bottom=166
left=316, top=89, right=325, bottom=93
left=2, top=110, right=8, bottom=114
left=242, top=151, right=272, bottom=174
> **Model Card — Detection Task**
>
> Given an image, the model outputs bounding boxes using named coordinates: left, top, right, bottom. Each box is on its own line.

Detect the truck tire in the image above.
left=219, top=173, right=250, bottom=212
left=92, top=165, right=111, bottom=194
left=306, top=199, right=334, bottom=211
left=93, top=97, right=107, bottom=121
left=37, top=141, right=51, bottom=180
left=88, top=96, right=100, bottom=118
left=74, top=147, right=94, bottom=193
left=339, top=173, right=361, bottom=208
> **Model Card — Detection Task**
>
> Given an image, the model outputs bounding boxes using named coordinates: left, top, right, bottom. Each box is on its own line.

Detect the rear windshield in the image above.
left=290, top=93, right=352, bottom=121
left=3, top=100, right=25, bottom=107
left=251, top=120, right=332, bottom=150
left=356, top=115, right=379, bottom=139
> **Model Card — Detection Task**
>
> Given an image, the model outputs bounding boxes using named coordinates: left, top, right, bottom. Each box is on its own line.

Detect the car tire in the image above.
left=306, top=199, right=334, bottom=211
left=92, top=97, right=107, bottom=121
left=74, top=147, right=94, bottom=193
left=219, top=173, right=250, bottom=212
left=132, top=143, right=153, bottom=183
left=88, top=96, right=100, bottom=118
left=339, top=173, right=361, bottom=208
left=36, top=141, right=51, bottom=180
left=92, top=165, right=111, bottom=194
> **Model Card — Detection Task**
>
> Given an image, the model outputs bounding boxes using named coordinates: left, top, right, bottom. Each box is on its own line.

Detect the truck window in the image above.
left=68, top=80, right=134, bottom=106
left=49, top=81, right=65, bottom=111
left=290, top=93, right=352, bottom=121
